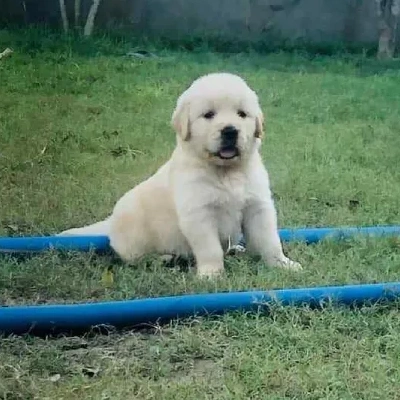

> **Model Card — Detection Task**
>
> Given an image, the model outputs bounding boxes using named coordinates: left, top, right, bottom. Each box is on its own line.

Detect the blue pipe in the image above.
left=1, top=282, right=400, bottom=335
left=0, top=235, right=110, bottom=253
left=240, top=225, right=400, bottom=247
left=1, top=226, right=399, bottom=253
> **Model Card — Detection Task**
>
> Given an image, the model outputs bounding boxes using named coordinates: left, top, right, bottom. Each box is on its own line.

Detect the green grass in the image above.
left=1, top=30, right=400, bottom=399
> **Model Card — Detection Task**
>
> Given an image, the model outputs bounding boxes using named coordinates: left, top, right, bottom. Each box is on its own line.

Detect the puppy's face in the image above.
left=172, top=73, right=264, bottom=167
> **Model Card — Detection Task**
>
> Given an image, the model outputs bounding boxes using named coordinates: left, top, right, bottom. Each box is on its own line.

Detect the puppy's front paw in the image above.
left=274, top=256, right=302, bottom=271
left=197, top=264, right=224, bottom=279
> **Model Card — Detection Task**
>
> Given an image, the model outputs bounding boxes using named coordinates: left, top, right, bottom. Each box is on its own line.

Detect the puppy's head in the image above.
left=172, top=73, right=264, bottom=167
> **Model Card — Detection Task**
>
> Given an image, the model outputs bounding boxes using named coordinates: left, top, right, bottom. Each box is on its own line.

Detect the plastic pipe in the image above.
left=0, top=235, right=110, bottom=253
left=0, top=226, right=399, bottom=254
left=1, top=282, right=400, bottom=336
left=238, top=225, right=400, bottom=247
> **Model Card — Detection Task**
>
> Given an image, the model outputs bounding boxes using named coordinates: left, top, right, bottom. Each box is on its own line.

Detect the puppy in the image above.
left=60, top=73, right=301, bottom=277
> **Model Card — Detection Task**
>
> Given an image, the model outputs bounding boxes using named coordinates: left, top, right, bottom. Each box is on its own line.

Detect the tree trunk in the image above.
left=59, top=0, right=69, bottom=34
left=83, top=0, right=102, bottom=37
left=375, top=0, right=400, bottom=59
left=74, top=0, right=81, bottom=28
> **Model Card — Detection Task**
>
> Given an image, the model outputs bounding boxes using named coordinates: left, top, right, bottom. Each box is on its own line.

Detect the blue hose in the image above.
left=0, top=235, right=110, bottom=253
left=1, top=282, right=400, bottom=335
left=1, top=226, right=399, bottom=336
left=0, top=226, right=399, bottom=253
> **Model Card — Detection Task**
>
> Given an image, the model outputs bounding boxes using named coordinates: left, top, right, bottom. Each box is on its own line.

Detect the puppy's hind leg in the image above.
left=107, top=210, right=151, bottom=265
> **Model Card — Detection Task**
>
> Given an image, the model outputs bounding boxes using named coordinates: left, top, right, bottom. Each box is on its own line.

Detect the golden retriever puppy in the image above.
left=60, top=72, right=301, bottom=277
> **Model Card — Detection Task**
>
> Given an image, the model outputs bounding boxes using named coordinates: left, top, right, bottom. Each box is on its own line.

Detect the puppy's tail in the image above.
left=58, top=218, right=111, bottom=236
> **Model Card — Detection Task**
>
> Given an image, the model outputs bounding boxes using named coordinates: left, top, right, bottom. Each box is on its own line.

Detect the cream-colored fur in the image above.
left=60, top=72, right=301, bottom=277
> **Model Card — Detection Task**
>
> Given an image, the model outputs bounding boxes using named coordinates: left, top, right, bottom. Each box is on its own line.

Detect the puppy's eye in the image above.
left=203, top=111, right=215, bottom=119
left=238, top=110, right=247, bottom=118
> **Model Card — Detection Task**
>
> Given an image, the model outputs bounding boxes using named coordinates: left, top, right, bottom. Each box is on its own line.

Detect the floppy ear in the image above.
left=255, top=111, right=264, bottom=139
left=171, top=100, right=191, bottom=141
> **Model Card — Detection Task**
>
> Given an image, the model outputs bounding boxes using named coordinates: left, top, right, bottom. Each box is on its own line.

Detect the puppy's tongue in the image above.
left=219, top=148, right=237, bottom=159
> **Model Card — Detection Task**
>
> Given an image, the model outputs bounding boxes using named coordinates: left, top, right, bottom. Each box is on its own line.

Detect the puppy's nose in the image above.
left=221, top=125, right=238, bottom=144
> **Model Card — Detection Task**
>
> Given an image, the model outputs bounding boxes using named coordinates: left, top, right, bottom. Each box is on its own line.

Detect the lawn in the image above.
left=1, top=30, right=400, bottom=399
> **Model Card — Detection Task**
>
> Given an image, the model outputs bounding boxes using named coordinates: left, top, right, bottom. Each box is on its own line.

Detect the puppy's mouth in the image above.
left=215, top=146, right=239, bottom=160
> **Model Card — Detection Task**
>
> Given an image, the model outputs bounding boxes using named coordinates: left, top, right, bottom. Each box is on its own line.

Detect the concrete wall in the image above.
left=0, top=0, right=394, bottom=46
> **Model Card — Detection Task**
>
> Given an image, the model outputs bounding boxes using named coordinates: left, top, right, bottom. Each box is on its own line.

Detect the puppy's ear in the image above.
left=171, top=100, right=191, bottom=141
left=255, top=112, right=264, bottom=139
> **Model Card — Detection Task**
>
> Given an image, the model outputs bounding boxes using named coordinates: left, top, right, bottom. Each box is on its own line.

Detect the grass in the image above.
left=1, top=29, right=400, bottom=399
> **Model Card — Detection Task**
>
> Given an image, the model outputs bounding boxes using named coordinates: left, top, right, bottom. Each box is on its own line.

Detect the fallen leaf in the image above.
left=102, top=266, right=114, bottom=287
left=49, top=374, right=61, bottom=382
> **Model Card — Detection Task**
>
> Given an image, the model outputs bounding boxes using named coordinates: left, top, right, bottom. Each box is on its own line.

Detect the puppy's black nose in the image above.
left=221, top=125, right=238, bottom=145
